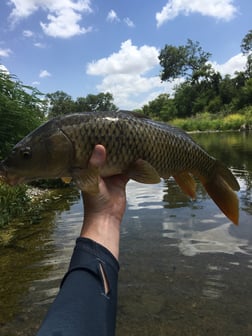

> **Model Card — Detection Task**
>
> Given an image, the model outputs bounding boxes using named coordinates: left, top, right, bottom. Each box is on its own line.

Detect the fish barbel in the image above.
left=0, top=111, right=240, bottom=224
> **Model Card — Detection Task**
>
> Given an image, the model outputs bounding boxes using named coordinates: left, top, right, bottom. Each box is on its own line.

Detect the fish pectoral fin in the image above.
left=173, top=172, right=196, bottom=199
left=61, top=177, right=72, bottom=184
left=72, top=167, right=100, bottom=194
left=127, top=159, right=161, bottom=184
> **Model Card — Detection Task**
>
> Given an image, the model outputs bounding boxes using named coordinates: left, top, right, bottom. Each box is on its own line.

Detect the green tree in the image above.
left=159, top=39, right=211, bottom=83
left=241, top=29, right=252, bottom=78
left=173, top=83, right=198, bottom=117
left=75, top=92, right=117, bottom=112
left=0, top=69, right=45, bottom=158
left=235, top=78, right=252, bottom=108
left=241, top=29, right=252, bottom=54
left=46, top=91, right=75, bottom=118
left=217, top=75, right=234, bottom=105
left=141, top=94, right=176, bottom=121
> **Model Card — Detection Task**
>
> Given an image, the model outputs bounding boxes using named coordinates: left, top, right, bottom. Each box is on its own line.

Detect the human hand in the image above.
left=80, top=145, right=128, bottom=260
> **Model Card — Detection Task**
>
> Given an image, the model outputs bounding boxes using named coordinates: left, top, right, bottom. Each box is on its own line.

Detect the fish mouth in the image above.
left=0, top=164, right=26, bottom=186
left=1, top=173, right=26, bottom=186
left=0, top=164, right=7, bottom=183
left=6, top=175, right=26, bottom=186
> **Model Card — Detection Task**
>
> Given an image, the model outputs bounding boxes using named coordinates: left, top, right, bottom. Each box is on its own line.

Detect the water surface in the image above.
left=0, top=131, right=251, bottom=336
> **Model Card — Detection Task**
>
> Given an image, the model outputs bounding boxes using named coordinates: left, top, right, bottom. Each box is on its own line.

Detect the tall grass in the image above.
left=171, top=108, right=252, bottom=132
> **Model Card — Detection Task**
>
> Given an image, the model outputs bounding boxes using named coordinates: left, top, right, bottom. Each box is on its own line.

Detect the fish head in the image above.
left=0, top=120, right=73, bottom=186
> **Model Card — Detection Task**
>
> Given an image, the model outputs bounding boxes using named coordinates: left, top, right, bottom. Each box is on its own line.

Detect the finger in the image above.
left=89, top=144, right=106, bottom=168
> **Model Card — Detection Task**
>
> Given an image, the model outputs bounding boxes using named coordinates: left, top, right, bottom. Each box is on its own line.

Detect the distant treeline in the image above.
left=138, top=31, right=252, bottom=121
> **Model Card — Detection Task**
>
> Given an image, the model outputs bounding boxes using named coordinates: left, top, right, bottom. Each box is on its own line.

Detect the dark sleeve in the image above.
left=36, top=237, right=120, bottom=336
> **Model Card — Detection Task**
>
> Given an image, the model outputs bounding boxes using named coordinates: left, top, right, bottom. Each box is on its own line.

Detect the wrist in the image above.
left=80, top=213, right=121, bottom=260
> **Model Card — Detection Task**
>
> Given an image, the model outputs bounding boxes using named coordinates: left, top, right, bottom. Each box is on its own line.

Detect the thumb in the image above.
left=89, top=144, right=106, bottom=168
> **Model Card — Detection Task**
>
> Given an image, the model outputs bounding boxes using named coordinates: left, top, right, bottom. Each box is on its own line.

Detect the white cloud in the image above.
left=87, top=39, right=159, bottom=76
left=8, top=0, right=92, bottom=38
left=39, top=70, right=51, bottom=78
left=0, top=48, right=12, bottom=57
left=0, top=64, right=9, bottom=74
left=106, top=10, right=135, bottom=28
left=86, top=39, right=177, bottom=109
left=156, top=0, right=237, bottom=27
left=96, top=74, right=177, bottom=110
left=32, top=81, right=40, bottom=86
left=210, top=53, right=247, bottom=77
left=23, top=29, right=34, bottom=37
left=34, top=42, right=46, bottom=48
left=106, top=9, right=120, bottom=22
left=40, top=8, right=92, bottom=38
left=124, top=17, right=135, bottom=28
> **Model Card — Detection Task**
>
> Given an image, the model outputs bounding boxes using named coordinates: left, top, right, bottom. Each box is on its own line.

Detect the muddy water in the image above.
left=0, top=132, right=252, bottom=336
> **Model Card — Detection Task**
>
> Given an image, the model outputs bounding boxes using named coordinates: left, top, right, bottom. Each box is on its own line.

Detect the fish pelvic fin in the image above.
left=73, top=167, right=100, bottom=194
left=173, top=172, right=196, bottom=199
left=127, top=159, right=161, bottom=184
left=199, top=161, right=240, bottom=225
left=61, top=177, right=72, bottom=184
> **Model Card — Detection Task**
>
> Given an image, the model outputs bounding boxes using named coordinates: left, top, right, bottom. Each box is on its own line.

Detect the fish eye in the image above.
left=20, top=147, right=32, bottom=160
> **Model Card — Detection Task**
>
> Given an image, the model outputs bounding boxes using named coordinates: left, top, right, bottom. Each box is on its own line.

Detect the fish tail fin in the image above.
left=199, top=161, right=240, bottom=225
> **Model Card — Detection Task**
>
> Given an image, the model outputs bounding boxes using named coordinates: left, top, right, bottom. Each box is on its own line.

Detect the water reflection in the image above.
left=202, top=264, right=227, bottom=300
left=0, top=188, right=80, bottom=335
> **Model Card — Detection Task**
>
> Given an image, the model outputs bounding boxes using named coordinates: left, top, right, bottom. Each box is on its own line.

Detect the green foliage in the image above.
left=0, top=184, right=29, bottom=227
left=47, top=91, right=118, bottom=118
left=159, top=39, right=211, bottom=82
left=46, top=91, right=75, bottom=118
left=173, top=83, right=198, bottom=117
left=241, top=29, right=252, bottom=54
left=75, top=92, right=117, bottom=113
left=171, top=110, right=252, bottom=132
left=141, top=94, right=176, bottom=121
left=0, top=69, right=46, bottom=158
left=152, top=32, right=252, bottom=122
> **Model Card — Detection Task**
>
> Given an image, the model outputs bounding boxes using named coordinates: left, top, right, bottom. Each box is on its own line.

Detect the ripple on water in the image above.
left=202, top=264, right=227, bottom=300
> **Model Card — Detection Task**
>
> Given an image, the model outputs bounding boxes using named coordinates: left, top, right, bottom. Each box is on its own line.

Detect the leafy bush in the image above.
left=0, top=69, right=46, bottom=158
left=0, top=184, right=29, bottom=227
left=222, top=114, right=246, bottom=130
left=171, top=111, right=251, bottom=132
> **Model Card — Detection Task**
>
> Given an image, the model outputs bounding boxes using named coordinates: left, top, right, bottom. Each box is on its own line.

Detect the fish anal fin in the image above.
left=199, top=162, right=239, bottom=225
left=127, top=159, right=161, bottom=184
left=73, top=167, right=100, bottom=194
left=173, top=172, right=196, bottom=199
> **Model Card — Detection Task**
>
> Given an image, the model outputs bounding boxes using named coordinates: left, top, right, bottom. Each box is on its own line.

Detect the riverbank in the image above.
left=0, top=183, right=54, bottom=228
left=170, top=109, right=252, bottom=132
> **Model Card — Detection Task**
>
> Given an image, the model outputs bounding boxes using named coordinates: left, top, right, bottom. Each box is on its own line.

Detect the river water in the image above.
left=0, top=131, right=251, bottom=336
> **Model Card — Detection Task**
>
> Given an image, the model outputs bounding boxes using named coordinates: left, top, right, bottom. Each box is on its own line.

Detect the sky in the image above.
left=0, top=0, right=251, bottom=110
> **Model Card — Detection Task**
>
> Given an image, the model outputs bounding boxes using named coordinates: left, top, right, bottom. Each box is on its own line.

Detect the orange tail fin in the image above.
left=199, top=161, right=240, bottom=225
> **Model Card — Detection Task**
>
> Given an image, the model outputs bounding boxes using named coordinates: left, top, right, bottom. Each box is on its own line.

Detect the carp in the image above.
left=0, top=111, right=240, bottom=224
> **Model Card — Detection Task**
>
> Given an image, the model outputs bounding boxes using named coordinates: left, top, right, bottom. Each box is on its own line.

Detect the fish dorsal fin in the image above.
left=127, top=159, right=161, bottom=184
left=173, top=172, right=196, bottom=199
left=61, top=177, right=72, bottom=184
left=130, top=111, right=150, bottom=119
left=120, top=110, right=150, bottom=119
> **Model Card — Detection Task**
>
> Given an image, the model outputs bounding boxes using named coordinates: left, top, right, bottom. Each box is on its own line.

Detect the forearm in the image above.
left=36, top=237, right=119, bottom=336
left=80, top=212, right=121, bottom=260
